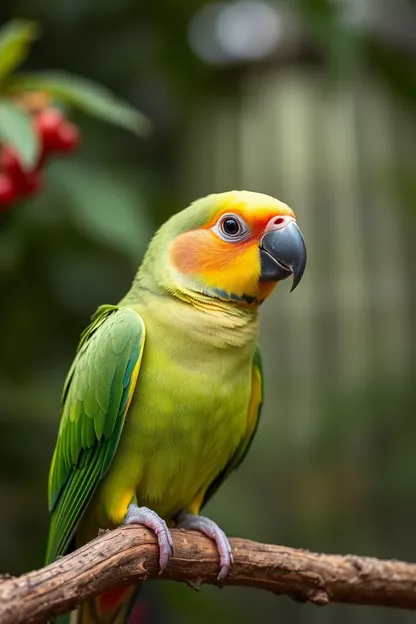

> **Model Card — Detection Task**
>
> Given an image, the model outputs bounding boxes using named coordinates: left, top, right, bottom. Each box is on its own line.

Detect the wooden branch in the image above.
left=1, top=526, right=416, bottom=624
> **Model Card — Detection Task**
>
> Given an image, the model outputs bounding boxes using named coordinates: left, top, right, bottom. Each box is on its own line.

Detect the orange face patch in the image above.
left=170, top=229, right=260, bottom=298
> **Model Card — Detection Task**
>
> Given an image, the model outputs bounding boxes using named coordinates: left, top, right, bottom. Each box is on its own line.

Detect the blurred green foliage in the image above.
left=0, top=1, right=416, bottom=623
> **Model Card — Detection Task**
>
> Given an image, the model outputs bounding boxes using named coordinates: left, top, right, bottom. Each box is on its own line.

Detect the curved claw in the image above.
left=123, top=504, right=174, bottom=572
left=176, top=512, right=233, bottom=582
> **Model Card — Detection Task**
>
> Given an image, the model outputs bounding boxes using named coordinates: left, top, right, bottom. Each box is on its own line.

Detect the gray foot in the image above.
left=176, top=512, right=233, bottom=581
left=123, top=504, right=174, bottom=572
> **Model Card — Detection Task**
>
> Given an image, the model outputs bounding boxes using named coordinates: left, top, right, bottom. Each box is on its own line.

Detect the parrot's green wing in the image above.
left=201, top=345, right=263, bottom=509
left=45, top=304, right=145, bottom=564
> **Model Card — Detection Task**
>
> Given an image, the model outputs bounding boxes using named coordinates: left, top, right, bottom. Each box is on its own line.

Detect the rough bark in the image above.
left=1, top=526, right=416, bottom=623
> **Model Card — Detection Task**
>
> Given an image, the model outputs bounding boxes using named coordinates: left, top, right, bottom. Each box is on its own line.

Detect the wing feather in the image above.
left=45, top=305, right=145, bottom=564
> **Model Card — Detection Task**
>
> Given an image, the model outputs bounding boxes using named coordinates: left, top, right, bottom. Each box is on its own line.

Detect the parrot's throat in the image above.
left=178, top=284, right=260, bottom=310
left=170, top=296, right=259, bottom=349
left=169, top=276, right=259, bottom=317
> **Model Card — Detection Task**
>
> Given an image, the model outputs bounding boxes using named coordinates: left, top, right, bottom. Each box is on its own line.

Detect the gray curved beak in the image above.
left=260, top=219, right=307, bottom=292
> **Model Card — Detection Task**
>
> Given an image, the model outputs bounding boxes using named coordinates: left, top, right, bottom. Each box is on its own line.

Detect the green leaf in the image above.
left=0, top=100, right=39, bottom=168
left=50, top=160, right=152, bottom=262
left=6, top=71, right=150, bottom=136
left=0, top=20, right=39, bottom=83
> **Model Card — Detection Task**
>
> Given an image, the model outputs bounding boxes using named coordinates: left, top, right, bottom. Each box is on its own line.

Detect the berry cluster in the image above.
left=0, top=107, right=80, bottom=211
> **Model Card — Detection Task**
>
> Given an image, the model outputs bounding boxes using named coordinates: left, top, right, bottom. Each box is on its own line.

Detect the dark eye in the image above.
left=215, top=213, right=249, bottom=242
left=221, top=217, right=241, bottom=236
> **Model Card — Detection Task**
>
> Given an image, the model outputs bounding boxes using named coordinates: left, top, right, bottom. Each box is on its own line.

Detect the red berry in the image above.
left=20, top=170, right=44, bottom=197
left=55, top=122, right=80, bottom=153
left=1, top=146, right=25, bottom=183
left=34, top=107, right=65, bottom=154
left=0, top=174, right=17, bottom=209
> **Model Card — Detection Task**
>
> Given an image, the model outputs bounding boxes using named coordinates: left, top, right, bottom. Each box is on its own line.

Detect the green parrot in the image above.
left=45, top=190, right=307, bottom=623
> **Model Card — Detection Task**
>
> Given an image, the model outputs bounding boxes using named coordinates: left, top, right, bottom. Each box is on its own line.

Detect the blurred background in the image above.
left=0, top=0, right=416, bottom=622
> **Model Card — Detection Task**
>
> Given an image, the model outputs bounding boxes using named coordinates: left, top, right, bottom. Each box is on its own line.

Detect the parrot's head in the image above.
left=144, top=190, right=307, bottom=307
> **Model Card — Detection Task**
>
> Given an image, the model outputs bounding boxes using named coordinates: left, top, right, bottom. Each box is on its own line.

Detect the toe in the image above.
left=156, top=527, right=173, bottom=571
left=123, top=505, right=174, bottom=572
left=153, top=517, right=174, bottom=571
left=211, top=527, right=233, bottom=582
left=176, top=513, right=233, bottom=581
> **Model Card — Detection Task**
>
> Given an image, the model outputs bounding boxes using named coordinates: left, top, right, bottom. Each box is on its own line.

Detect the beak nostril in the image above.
left=266, top=215, right=293, bottom=231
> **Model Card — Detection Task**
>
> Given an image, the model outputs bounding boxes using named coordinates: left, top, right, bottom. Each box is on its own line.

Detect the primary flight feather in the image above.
left=46, top=190, right=307, bottom=623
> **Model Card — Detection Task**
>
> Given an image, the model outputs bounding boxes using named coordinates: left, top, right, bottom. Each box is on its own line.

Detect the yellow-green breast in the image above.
left=83, top=294, right=259, bottom=535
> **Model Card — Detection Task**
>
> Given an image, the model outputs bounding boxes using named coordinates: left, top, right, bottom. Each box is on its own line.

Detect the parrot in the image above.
left=45, top=190, right=307, bottom=623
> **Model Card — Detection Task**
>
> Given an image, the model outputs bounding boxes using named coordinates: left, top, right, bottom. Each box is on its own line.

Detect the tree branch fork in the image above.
left=1, top=526, right=416, bottom=623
